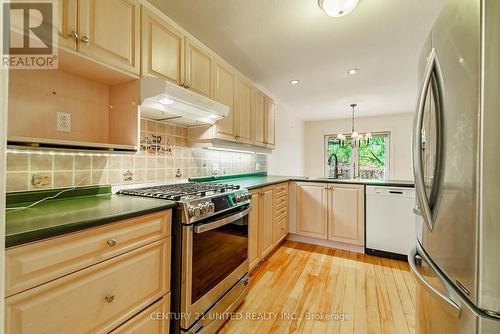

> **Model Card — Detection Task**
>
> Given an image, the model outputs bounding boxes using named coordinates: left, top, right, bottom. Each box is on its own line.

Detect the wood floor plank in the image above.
left=218, top=241, right=415, bottom=334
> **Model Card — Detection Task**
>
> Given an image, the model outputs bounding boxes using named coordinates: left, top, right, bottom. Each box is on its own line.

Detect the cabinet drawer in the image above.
left=273, top=183, right=288, bottom=198
left=273, top=218, right=288, bottom=243
left=273, top=195, right=288, bottom=210
left=6, top=238, right=170, bottom=334
left=274, top=205, right=288, bottom=221
left=6, top=210, right=171, bottom=297
left=111, top=293, right=170, bottom=334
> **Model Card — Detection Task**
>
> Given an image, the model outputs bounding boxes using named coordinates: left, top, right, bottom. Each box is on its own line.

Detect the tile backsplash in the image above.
left=5, top=118, right=267, bottom=192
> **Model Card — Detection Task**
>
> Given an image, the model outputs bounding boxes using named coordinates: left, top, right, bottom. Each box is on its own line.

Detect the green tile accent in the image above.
left=190, top=172, right=267, bottom=183
left=6, top=185, right=112, bottom=207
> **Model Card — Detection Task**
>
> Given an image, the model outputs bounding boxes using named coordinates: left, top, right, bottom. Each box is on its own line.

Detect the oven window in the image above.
left=191, top=215, right=248, bottom=304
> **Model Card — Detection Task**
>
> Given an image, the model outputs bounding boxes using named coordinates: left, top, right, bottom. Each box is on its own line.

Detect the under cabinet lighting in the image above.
left=204, top=147, right=255, bottom=154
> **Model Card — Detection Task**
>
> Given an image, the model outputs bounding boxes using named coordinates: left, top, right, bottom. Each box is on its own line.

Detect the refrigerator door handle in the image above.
left=412, top=48, right=445, bottom=231
left=410, top=243, right=500, bottom=322
left=408, top=245, right=462, bottom=318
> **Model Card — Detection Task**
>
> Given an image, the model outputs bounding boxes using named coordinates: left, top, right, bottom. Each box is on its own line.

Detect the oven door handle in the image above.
left=193, top=207, right=251, bottom=234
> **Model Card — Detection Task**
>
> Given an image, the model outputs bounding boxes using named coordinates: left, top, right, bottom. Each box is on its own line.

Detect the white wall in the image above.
left=267, top=106, right=305, bottom=176
left=304, top=113, right=414, bottom=180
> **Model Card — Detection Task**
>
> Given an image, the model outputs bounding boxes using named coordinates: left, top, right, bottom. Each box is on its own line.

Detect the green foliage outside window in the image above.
left=326, top=135, right=387, bottom=179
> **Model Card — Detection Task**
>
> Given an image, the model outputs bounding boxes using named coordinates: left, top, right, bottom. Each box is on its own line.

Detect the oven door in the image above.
left=181, top=205, right=250, bottom=330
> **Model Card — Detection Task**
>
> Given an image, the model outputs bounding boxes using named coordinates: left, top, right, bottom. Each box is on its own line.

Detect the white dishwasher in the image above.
left=365, top=186, right=416, bottom=259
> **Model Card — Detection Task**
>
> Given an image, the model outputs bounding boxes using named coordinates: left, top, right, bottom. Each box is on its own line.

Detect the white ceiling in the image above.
left=149, top=0, right=447, bottom=121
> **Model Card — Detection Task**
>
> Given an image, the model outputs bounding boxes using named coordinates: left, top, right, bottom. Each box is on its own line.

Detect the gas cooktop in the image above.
left=118, top=182, right=241, bottom=201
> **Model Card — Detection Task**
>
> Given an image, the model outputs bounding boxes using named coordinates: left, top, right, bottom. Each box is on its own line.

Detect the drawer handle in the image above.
left=106, top=239, right=117, bottom=247
left=104, top=294, right=115, bottom=303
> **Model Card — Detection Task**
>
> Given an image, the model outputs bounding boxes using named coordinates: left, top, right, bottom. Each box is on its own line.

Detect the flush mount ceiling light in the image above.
left=318, top=0, right=360, bottom=17
left=347, top=68, right=359, bottom=75
left=290, top=80, right=300, bottom=85
left=158, top=97, right=174, bottom=105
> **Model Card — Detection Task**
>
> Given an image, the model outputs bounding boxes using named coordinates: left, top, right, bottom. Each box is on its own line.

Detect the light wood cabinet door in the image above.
left=248, top=190, right=260, bottom=271
left=110, top=293, right=170, bottom=334
left=57, top=0, right=78, bottom=51
left=214, top=61, right=236, bottom=140
left=141, top=7, right=184, bottom=85
left=235, top=77, right=253, bottom=144
left=5, top=239, right=170, bottom=334
left=259, top=187, right=274, bottom=258
left=327, top=184, right=365, bottom=246
left=78, top=0, right=140, bottom=75
left=185, top=38, right=214, bottom=98
left=252, top=89, right=266, bottom=146
left=296, top=182, right=328, bottom=239
left=264, top=96, right=276, bottom=147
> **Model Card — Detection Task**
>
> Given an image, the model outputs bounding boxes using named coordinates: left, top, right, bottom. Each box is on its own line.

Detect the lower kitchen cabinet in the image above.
left=327, top=183, right=364, bottom=246
left=296, top=182, right=329, bottom=239
left=294, top=182, right=365, bottom=247
left=5, top=209, right=172, bottom=334
left=248, top=183, right=289, bottom=271
left=259, top=186, right=275, bottom=259
left=110, top=293, right=170, bottom=334
left=248, top=189, right=261, bottom=271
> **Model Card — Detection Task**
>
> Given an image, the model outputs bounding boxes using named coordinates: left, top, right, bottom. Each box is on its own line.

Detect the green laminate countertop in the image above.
left=191, top=173, right=414, bottom=190
left=6, top=187, right=176, bottom=248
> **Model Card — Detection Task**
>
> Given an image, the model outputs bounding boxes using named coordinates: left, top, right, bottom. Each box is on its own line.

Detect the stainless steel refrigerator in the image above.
left=409, top=0, right=500, bottom=333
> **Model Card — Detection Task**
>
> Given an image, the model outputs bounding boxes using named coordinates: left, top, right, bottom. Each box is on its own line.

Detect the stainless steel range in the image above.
left=120, top=182, right=251, bottom=334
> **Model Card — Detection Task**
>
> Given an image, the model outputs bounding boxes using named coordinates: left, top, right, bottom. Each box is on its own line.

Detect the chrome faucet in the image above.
left=328, top=153, right=340, bottom=179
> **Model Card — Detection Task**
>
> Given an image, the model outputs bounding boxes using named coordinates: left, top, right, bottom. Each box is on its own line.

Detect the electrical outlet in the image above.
left=57, top=112, right=71, bottom=132
left=212, top=162, right=219, bottom=175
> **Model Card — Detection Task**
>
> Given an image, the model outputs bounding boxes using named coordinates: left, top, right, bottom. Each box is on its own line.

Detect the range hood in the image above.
left=140, top=77, right=229, bottom=127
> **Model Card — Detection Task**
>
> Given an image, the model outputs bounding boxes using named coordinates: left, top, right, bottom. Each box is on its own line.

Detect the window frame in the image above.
left=324, top=131, right=391, bottom=179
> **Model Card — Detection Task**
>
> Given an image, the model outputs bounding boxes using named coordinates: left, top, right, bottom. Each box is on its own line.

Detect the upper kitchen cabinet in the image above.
left=141, top=6, right=185, bottom=85
left=213, top=61, right=236, bottom=141
left=251, top=89, right=266, bottom=147
left=264, top=96, right=276, bottom=148
left=57, top=0, right=78, bottom=51
left=235, top=77, right=253, bottom=144
left=185, top=38, right=214, bottom=98
left=77, top=0, right=140, bottom=75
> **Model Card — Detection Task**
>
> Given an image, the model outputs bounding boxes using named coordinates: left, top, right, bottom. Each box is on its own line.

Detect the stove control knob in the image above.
left=243, top=193, right=250, bottom=201
left=208, top=202, right=215, bottom=213
left=188, top=206, right=200, bottom=217
left=201, top=203, right=210, bottom=214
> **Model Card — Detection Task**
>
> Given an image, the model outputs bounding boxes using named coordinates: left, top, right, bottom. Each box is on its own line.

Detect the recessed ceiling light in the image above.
left=318, top=0, right=360, bottom=17
left=347, top=68, right=359, bottom=75
left=290, top=80, right=300, bottom=85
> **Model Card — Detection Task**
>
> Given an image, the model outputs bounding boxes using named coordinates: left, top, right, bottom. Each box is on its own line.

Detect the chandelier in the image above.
left=337, top=104, right=372, bottom=147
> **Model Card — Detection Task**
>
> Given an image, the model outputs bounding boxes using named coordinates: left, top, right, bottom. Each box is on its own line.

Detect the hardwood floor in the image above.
left=219, top=241, right=416, bottom=334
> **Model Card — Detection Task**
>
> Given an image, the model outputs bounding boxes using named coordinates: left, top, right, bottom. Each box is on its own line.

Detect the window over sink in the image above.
left=325, top=132, right=390, bottom=179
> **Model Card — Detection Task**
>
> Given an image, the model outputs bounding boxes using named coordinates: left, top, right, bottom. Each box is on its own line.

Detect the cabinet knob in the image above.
left=69, top=30, right=78, bottom=40
left=106, top=239, right=117, bottom=247
left=81, top=35, right=89, bottom=43
left=104, top=294, right=115, bottom=303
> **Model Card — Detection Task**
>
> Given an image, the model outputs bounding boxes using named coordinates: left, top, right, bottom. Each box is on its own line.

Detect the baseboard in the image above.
left=286, top=234, right=364, bottom=254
